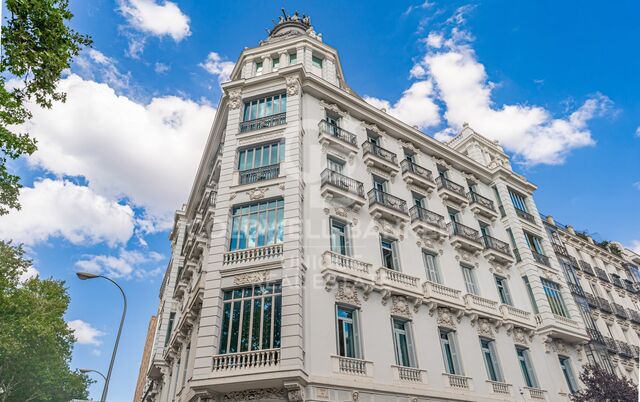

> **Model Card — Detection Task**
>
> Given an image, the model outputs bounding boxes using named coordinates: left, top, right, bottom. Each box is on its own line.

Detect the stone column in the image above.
left=262, top=55, right=273, bottom=74
left=278, top=50, right=289, bottom=68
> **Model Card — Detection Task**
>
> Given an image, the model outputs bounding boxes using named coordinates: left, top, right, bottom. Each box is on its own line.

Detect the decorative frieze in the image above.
left=223, top=388, right=286, bottom=401
left=319, top=99, right=348, bottom=118
left=335, top=282, right=361, bottom=306
left=285, top=75, right=301, bottom=96
left=390, top=295, right=412, bottom=319
left=437, top=307, right=458, bottom=330
left=476, top=318, right=495, bottom=338
left=227, top=89, right=242, bottom=109
left=233, top=270, right=270, bottom=286
left=284, top=382, right=305, bottom=402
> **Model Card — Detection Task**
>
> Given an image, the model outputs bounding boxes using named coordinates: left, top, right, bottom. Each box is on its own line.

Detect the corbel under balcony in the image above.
left=409, top=206, right=448, bottom=242
left=320, top=169, right=366, bottom=211
left=317, top=119, right=359, bottom=159
left=400, top=160, right=436, bottom=193
left=435, top=177, right=469, bottom=209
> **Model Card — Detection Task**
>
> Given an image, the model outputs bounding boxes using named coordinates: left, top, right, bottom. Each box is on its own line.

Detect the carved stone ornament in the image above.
left=285, top=382, right=305, bottom=402
left=335, top=207, right=348, bottom=217
left=512, top=327, right=529, bottom=346
left=437, top=307, right=457, bottom=330
left=361, top=121, right=385, bottom=136
left=285, top=75, right=300, bottom=96
left=335, top=282, right=360, bottom=306
left=315, top=387, right=329, bottom=400
left=223, top=388, right=286, bottom=401
left=351, top=391, right=359, bottom=402
left=398, top=139, right=419, bottom=154
left=246, top=187, right=269, bottom=200
left=319, top=99, right=348, bottom=118
left=390, top=295, right=412, bottom=318
left=477, top=318, right=495, bottom=338
left=227, top=89, right=242, bottom=110
left=234, top=271, right=269, bottom=286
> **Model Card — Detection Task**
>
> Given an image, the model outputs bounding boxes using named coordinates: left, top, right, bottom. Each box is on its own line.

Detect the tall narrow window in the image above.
left=542, top=279, right=570, bottom=317
left=508, top=189, right=529, bottom=212
left=479, top=221, right=491, bottom=238
left=164, top=312, right=176, bottom=346
left=524, top=231, right=545, bottom=254
left=506, top=227, right=520, bottom=261
left=330, top=218, right=350, bottom=256
left=522, top=276, right=539, bottom=314
left=559, top=356, right=578, bottom=393
left=312, top=55, right=323, bottom=69
left=461, top=265, right=479, bottom=295
left=423, top=251, right=441, bottom=283
left=495, top=276, right=512, bottom=305
left=289, top=52, right=297, bottom=64
left=182, top=343, right=190, bottom=387
left=373, top=175, right=387, bottom=193
left=516, top=347, right=539, bottom=388
left=272, top=56, right=280, bottom=71
left=255, top=61, right=263, bottom=76
left=412, top=192, right=425, bottom=208
left=336, top=306, right=361, bottom=358
left=481, top=339, right=503, bottom=382
left=229, top=199, right=284, bottom=251
left=242, top=93, right=287, bottom=122
left=380, top=237, right=400, bottom=270
left=440, top=329, right=462, bottom=375
left=392, top=318, right=416, bottom=367
left=219, top=282, right=282, bottom=354
left=448, top=208, right=460, bottom=223
left=327, top=156, right=345, bottom=174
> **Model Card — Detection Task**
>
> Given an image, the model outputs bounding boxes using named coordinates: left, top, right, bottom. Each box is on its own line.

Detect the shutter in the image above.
left=353, top=309, right=361, bottom=358
left=502, top=279, right=512, bottom=305
left=488, top=341, right=503, bottom=382
left=448, top=332, right=462, bottom=375
left=345, top=223, right=352, bottom=257
left=405, top=322, right=416, bottom=368
left=392, top=241, right=400, bottom=270
left=523, top=349, right=539, bottom=388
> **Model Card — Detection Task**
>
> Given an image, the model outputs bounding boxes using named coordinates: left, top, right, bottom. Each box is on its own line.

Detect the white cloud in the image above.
left=118, top=0, right=190, bottom=41
left=154, top=62, right=170, bottom=74
left=75, top=249, right=165, bottom=279
left=200, top=52, right=235, bottom=83
left=630, top=240, right=640, bottom=255
left=364, top=81, right=440, bottom=130
left=424, top=32, right=444, bottom=48
left=76, top=49, right=131, bottom=91
left=23, top=74, right=216, bottom=226
left=635, top=126, right=640, bottom=137
left=634, top=181, right=640, bottom=190
left=68, top=320, right=105, bottom=346
left=403, top=0, right=435, bottom=17
left=0, top=179, right=135, bottom=246
left=18, top=266, right=39, bottom=283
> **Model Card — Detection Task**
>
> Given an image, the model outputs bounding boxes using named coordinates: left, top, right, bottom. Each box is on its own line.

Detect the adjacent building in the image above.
left=137, top=12, right=639, bottom=402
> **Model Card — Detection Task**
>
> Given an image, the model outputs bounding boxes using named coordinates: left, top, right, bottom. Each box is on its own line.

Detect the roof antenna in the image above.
left=281, top=8, right=288, bottom=19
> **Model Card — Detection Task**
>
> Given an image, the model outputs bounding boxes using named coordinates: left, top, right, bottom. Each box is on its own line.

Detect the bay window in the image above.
left=240, top=93, right=287, bottom=132
left=229, top=199, right=284, bottom=251
left=542, top=278, right=570, bottom=318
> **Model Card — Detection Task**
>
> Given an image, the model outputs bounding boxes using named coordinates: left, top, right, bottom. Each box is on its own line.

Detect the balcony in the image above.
left=523, top=387, right=546, bottom=400
left=584, top=293, right=599, bottom=309
left=531, top=250, right=551, bottom=267
left=368, top=189, right=409, bottom=224
left=423, top=281, right=465, bottom=310
left=317, top=120, right=358, bottom=157
left=611, top=275, right=624, bottom=288
left=500, top=304, right=536, bottom=330
left=222, top=244, right=283, bottom=266
left=392, top=365, right=425, bottom=383
left=464, top=293, right=501, bottom=321
left=321, top=251, right=373, bottom=288
left=613, top=303, right=628, bottom=319
left=436, top=177, right=469, bottom=208
left=400, top=160, right=436, bottom=193
left=238, top=164, right=280, bottom=185
left=536, top=313, right=585, bottom=342
left=595, top=267, right=610, bottom=282
left=443, top=373, right=472, bottom=390
left=579, top=260, right=595, bottom=276
left=628, top=309, right=640, bottom=324
left=331, top=356, right=372, bottom=377
left=617, top=341, right=634, bottom=358
left=362, top=141, right=399, bottom=176
left=212, top=348, right=280, bottom=371
left=449, top=222, right=484, bottom=254
left=468, top=191, right=498, bottom=221
left=320, top=169, right=366, bottom=210
left=482, top=235, right=514, bottom=266
left=409, top=206, right=448, bottom=241
left=487, top=380, right=512, bottom=395
left=623, top=279, right=637, bottom=294
left=376, top=267, right=421, bottom=296
left=597, top=297, right=613, bottom=314
left=603, top=337, right=619, bottom=354
left=586, top=328, right=605, bottom=344
left=239, top=112, right=286, bottom=133
left=568, top=282, right=584, bottom=297
left=515, top=208, right=536, bottom=224
left=552, top=242, right=570, bottom=258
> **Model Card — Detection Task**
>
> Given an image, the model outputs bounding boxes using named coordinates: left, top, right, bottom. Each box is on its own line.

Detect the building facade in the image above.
left=134, top=315, right=158, bottom=402
left=138, top=12, right=638, bottom=402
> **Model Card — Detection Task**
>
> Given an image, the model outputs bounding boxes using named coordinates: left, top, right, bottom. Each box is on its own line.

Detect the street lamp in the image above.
left=76, top=272, right=127, bottom=402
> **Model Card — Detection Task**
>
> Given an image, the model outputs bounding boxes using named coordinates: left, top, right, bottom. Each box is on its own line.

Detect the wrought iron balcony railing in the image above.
left=624, top=279, right=637, bottom=294
left=400, top=160, right=434, bottom=182
left=586, top=327, right=604, bottom=345
left=611, top=275, right=623, bottom=288
left=515, top=207, right=536, bottom=223
left=597, top=297, right=613, bottom=314
left=628, top=309, right=640, bottom=324
left=468, top=191, right=496, bottom=211
left=318, top=120, right=358, bottom=146
left=436, top=176, right=466, bottom=196
left=568, top=282, right=584, bottom=297
left=603, top=337, right=618, bottom=354
left=239, top=112, right=286, bottom=133
left=595, top=267, right=610, bottom=282
left=368, top=189, right=407, bottom=214
left=617, top=341, right=634, bottom=358
left=584, top=292, right=599, bottom=308
left=409, top=206, right=446, bottom=229
left=482, top=235, right=512, bottom=256
left=613, top=303, right=628, bottom=319
left=579, top=260, right=595, bottom=276
left=320, top=169, right=365, bottom=197
left=362, top=141, right=398, bottom=165
left=552, top=242, right=570, bottom=257
left=531, top=250, right=550, bottom=267
left=449, top=221, right=481, bottom=243
left=239, top=164, right=280, bottom=185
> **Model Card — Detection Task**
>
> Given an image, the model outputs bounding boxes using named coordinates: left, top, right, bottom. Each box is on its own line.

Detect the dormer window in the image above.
left=255, top=61, right=263, bottom=76
left=312, top=55, right=323, bottom=69
left=272, top=57, right=280, bottom=71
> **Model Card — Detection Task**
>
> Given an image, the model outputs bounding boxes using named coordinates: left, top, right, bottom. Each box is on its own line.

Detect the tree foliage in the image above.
left=0, top=0, right=92, bottom=215
left=570, top=364, right=638, bottom=402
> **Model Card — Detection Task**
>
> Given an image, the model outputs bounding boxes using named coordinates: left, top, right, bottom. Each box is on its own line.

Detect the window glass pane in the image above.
left=289, top=52, right=297, bottom=64
left=423, top=252, right=441, bottom=283
left=230, top=200, right=284, bottom=250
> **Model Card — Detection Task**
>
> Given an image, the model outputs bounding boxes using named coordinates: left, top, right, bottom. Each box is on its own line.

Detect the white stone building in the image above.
left=138, top=12, right=638, bottom=402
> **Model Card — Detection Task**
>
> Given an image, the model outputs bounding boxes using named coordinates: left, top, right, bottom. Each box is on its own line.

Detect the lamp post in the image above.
left=76, top=272, right=127, bottom=402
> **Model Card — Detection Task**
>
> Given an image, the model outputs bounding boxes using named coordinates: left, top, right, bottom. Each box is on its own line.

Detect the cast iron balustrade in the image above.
left=468, top=191, right=496, bottom=211
left=603, top=337, right=619, bottom=354
left=584, top=293, right=599, bottom=308
left=450, top=221, right=482, bottom=243
left=436, top=176, right=466, bottom=196
left=597, top=297, right=613, bottom=314
left=483, top=235, right=512, bottom=256
left=362, top=141, right=398, bottom=165
left=586, top=328, right=605, bottom=344
left=568, top=282, right=584, bottom=297
left=552, top=242, right=570, bottom=257
left=611, top=275, right=623, bottom=288
left=531, top=249, right=550, bottom=267
left=595, top=267, right=610, bottom=282
left=624, top=279, right=637, bottom=293
left=368, top=189, right=407, bottom=214
left=628, top=309, right=640, bottom=324
left=239, top=112, right=286, bottom=133
left=579, top=260, right=595, bottom=276
left=239, top=164, right=280, bottom=185
left=400, top=160, right=434, bottom=182
left=320, top=169, right=365, bottom=197
left=617, top=341, right=634, bottom=358
left=318, top=119, right=358, bottom=145
left=515, top=207, right=536, bottom=223
left=409, top=206, right=446, bottom=229
left=613, top=303, right=628, bottom=319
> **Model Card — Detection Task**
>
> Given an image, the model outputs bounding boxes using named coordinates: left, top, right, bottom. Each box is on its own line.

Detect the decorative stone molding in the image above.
left=335, top=282, right=361, bottom=306
left=315, top=387, right=329, bottom=400
left=397, top=139, right=419, bottom=154
left=223, top=388, right=286, bottom=401
left=284, top=382, right=305, bottom=402
left=351, top=391, right=359, bottom=401
left=512, top=327, right=530, bottom=346
left=361, top=122, right=385, bottom=136
left=227, top=89, right=242, bottom=110
left=285, top=75, right=301, bottom=96
left=233, top=270, right=269, bottom=286
left=476, top=318, right=495, bottom=338
left=437, top=307, right=458, bottom=330
left=543, top=336, right=568, bottom=354
left=390, top=295, right=412, bottom=319
left=433, top=157, right=452, bottom=170
left=319, top=99, right=348, bottom=118
left=246, top=187, right=269, bottom=200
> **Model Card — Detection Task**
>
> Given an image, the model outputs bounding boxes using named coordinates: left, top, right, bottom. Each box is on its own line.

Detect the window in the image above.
left=289, top=52, right=297, bottom=64
left=440, top=329, right=462, bottom=375
left=506, top=227, right=520, bottom=261
left=327, top=156, right=345, bottom=174
left=448, top=208, right=460, bottom=223
left=219, top=282, right=282, bottom=354
left=542, top=279, right=570, bottom=317
left=237, top=142, right=285, bottom=171
left=336, top=306, right=361, bottom=358
left=461, top=265, right=479, bottom=295
left=516, top=347, right=539, bottom=388
left=380, top=237, right=400, bottom=270
left=522, top=276, right=539, bottom=314
left=312, top=55, right=323, bottom=69
left=412, top=192, right=425, bottom=208
left=405, top=151, right=416, bottom=163
left=164, top=312, right=176, bottom=346
left=367, top=135, right=379, bottom=146
left=495, top=276, right=512, bottom=305
left=272, top=56, right=280, bottom=71
left=229, top=199, right=284, bottom=251
left=481, top=339, right=503, bottom=382
left=479, top=221, right=491, bottom=238
left=559, top=356, right=578, bottom=393
left=372, top=175, right=387, bottom=192
left=509, top=189, right=528, bottom=212
left=524, top=231, right=545, bottom=254
left=330, top=218, right=350, bottom=256
left=392, top=318, right=416, bottom=367
left=182, top=343, right=190, bottom=387
left=255, top=61, right=263, bottom=75
left=423, top=251, right=441, bottom=283
left=242, top=93, right=287, bottom=122
left=437, top=166, right=449, bottom=179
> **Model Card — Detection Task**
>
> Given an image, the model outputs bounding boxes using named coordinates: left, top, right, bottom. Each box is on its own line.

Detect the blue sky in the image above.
left=1, top=1, right=639, bottom=400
